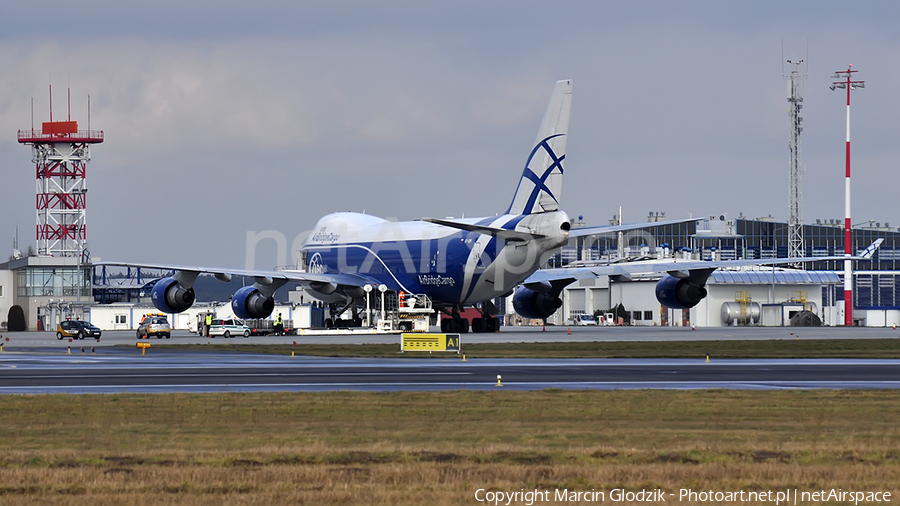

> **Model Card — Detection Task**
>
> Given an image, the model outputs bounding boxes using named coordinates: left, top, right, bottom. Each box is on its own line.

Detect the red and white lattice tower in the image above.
left=17, top=89, right=103, bottom=257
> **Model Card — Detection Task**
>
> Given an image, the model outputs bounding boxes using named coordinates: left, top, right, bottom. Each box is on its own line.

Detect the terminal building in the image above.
left=542, top=213, right=900, bottom=328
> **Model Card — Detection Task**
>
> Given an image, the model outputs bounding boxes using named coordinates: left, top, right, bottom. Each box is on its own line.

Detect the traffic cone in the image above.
left=567, top=328, right=571, bottom=335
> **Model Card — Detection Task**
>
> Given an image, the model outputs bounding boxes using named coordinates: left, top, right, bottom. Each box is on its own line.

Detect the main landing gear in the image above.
left=440, top=309, right=469, bottom=333
left=439, top=306, right=500, bottom=333
left=470, top=315, right=500, bottom=333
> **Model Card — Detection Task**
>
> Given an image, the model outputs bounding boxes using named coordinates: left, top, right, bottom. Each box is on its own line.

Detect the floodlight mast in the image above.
left=831, top=65, right=864, bottom=327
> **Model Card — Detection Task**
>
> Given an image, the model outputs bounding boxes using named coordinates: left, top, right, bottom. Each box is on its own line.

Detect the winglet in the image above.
left=859, top=238, right=884, bottom=260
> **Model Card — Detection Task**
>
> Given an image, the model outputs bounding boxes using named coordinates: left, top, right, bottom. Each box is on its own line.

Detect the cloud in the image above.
left=2, top=2, right=900, bottom=267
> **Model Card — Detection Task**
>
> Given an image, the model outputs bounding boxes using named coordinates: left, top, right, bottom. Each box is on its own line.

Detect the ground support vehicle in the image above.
left=208, top=318, right=251, bottom=338
left=137, top=314, right=171, bottom=339
left=243, top=318, right=294, bottom=336
left=393, top=294, right=435, bottom=332
left=56, top=320, right=102, bottom=340
left=571, top=314, right=597, bottom=325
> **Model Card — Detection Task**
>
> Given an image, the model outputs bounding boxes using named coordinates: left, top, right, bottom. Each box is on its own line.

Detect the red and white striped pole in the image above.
left=831, top=66, right=864, bottom=326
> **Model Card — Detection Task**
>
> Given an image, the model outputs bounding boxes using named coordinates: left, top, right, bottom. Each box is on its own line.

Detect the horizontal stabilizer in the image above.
left=422, top=218, right=545, bottom=242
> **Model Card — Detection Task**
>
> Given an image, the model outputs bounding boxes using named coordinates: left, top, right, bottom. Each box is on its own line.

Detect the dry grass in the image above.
left=2, top=390, right=900, bottom=504
left=2, top=462, right=899, bottom=505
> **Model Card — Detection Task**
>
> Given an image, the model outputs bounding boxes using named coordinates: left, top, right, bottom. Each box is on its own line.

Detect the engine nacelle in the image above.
left=655, top=275, right=708, bottom=310
left=512, top=286, right=562, bottom=320
left=231, top=285, right=275, bottom=319
left=150, top=276, right=196, bottom=313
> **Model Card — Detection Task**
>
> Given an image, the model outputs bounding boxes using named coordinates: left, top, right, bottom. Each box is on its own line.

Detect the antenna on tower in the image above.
left=12, top=226, right=21, bottom=260
left=18, top=86, right=104, bottom=258
left=784, top=47, right=808, bottom=265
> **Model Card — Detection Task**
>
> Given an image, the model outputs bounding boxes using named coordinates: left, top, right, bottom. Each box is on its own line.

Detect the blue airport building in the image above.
left=551, top=214, right=900, bottom=327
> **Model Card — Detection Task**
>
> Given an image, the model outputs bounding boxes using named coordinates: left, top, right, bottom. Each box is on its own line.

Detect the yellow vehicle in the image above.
left=136, top=313, right=171, bottom=339
left=56, top=319, right=102, bottom=340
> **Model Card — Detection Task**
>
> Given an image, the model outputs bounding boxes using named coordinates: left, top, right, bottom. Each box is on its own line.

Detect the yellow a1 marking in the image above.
left=401, top=333, right=461, bottom=353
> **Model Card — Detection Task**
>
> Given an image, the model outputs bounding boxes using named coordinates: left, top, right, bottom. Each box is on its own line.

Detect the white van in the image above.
left=209, top=318, right=251, bottom=338
left=573, top=314, right=597, bottom=326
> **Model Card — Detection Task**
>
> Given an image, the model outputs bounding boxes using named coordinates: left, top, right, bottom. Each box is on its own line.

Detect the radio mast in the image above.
left=785, top=57, right=807, bottom=265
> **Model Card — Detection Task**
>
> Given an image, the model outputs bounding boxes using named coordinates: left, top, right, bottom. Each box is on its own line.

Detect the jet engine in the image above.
left=231, top=285, right=275, bottom=319
left=655, top=274, right=708, bottom=310
left=512, top=286, right=562, bottom=320
left=150, top=277, right=196, bottom=313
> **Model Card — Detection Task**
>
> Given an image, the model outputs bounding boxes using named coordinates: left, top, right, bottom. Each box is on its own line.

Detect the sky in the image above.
left=1, top=1, right=898, bottom=270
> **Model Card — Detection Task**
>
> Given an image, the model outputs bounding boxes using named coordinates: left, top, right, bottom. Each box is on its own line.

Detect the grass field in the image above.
left=157, top=337, right=900, bottom=359
left=2, top=390, right=900, bottom=504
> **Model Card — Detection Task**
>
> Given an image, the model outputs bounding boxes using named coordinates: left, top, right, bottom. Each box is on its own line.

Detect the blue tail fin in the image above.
left=507, top=79, right=573, bottom=215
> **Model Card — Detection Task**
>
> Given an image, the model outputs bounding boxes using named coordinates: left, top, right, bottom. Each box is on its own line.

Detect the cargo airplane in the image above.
left=101, top=79, right=880, bottom=332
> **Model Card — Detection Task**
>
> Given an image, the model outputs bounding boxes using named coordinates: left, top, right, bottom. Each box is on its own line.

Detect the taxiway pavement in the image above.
left=2, top=325, right=899, bottom=349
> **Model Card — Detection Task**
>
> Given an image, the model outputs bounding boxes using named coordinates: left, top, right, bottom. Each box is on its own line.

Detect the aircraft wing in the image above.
left=523, top=239, right=884, bottom=287
left=95, top=261, right=373, bottom=288
left=568, top=217, right=702, bottom=238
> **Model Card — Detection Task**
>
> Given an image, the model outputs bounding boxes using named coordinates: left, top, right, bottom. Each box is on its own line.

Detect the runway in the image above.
left=2, top=326, right=899, bottom=393
left=3, top=324, right=900, bottom=348
left=2, top=347, right=900, bottom=393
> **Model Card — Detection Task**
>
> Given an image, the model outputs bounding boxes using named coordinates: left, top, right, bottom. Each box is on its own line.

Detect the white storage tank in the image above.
left=721, top=301, right=762, bottom=325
